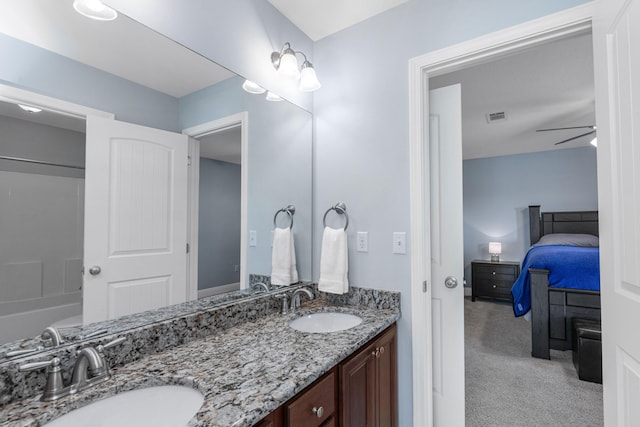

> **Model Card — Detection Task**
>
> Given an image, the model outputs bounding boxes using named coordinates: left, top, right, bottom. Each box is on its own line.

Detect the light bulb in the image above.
left=73, top=0, right=118, bottom=21
left=299, top=64, right=321, bottom=92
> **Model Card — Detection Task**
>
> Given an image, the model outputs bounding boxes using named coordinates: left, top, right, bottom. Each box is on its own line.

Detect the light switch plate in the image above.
left=357, top=232, right=369, bottom=252
left=393, top=232, right=406, bottom=254
left=249, top=230, right=257, bottom=247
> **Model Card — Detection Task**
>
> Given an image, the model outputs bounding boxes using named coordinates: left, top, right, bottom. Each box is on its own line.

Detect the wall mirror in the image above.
left=0, top=1, right=312, bottom=357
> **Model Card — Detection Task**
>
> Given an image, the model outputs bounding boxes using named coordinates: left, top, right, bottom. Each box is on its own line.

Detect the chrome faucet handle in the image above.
left=19, top=357, right=67, bottom=401
left=98, top=336, right=126, bottom=352
left=274, top=293, right=290, bottom=315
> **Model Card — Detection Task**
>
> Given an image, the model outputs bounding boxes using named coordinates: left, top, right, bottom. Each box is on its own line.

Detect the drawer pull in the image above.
left=492, top=271, right=496, bottom=275
left=312, top=406, right=324, bottom=418
left=492, top=284, right=497, bottom=289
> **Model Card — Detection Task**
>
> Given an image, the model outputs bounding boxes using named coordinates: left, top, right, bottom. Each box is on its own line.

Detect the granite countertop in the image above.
left=1, top=299, right=400, bottom=427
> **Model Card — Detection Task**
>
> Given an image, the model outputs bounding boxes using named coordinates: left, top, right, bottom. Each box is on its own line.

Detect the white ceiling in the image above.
left=199, top=127, right=242, bottom=165
left=268, top=0, right=408, bottom=41
left=0, top=0, right=235, bottom=98
left=430, top=32, right=596, bottom=160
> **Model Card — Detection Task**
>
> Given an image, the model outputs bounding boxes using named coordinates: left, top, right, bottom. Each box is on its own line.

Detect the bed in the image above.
left=512, top=205, right=601, bottom=359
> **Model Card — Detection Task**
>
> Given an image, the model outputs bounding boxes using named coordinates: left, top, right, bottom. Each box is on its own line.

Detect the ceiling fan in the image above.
left=536, top=125, right=597, bottom=146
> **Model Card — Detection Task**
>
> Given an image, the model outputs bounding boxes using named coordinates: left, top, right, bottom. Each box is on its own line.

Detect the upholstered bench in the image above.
left=572, top=318, right=602, bottom=384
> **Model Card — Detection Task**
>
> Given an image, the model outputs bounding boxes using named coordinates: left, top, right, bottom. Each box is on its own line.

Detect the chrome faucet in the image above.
left=290, top=287, right=314, bottom=312
left=252, top=282, right=270, bottom=293
left=41, top=326, right=64, bottom=347
left=19, top=336, right=125, bottom=401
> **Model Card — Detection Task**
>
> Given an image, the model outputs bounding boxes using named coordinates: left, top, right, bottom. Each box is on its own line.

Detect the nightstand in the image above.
left=471, top=260, right=520, bottom=302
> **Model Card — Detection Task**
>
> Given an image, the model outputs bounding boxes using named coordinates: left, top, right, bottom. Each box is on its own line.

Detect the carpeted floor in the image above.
left=465, top=297, right=603, bottom=427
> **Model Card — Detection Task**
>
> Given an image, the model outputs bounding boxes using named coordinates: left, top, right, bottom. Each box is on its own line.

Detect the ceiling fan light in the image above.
left=73, top=0, right=118, bottom=21
left=299, top=62, right=321, bottom=92
left=590, top=136, right=598, bottom=147
left=242, top=80, right=266, bottom=94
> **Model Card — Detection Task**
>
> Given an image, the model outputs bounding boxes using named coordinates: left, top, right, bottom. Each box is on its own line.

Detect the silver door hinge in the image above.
left=186, top=243, right=190, bottom=253
left=187, top=156, right=192, bottom=166
left=423, top=280, right=428, bottom=293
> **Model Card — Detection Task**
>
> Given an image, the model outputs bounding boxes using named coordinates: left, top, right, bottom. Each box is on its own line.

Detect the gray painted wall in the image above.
left=463, top=147, right=598, bottom=287
left=198, top=158, right=241, bottom=289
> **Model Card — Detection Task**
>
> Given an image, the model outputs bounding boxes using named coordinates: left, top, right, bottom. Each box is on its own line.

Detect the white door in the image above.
left=429, top=84, right=465, bottom=426
left=593, top=1, right=640, bottom=425
left=83, top=116, right=189, bottom=324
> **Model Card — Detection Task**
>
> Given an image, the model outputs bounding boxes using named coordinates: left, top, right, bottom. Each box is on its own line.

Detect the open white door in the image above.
left=83, top=116, right=189, bottom=324
left=429, top=84, right=465, bottom=426
left=593, top=1, right=640, bottom=425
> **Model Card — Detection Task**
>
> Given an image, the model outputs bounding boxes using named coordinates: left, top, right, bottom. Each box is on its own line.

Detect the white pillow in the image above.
left=534, top=233, right=599, bottom=247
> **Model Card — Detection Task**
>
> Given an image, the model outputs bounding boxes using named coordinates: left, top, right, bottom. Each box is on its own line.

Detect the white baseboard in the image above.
left=198, top=282, right=240, bottom=299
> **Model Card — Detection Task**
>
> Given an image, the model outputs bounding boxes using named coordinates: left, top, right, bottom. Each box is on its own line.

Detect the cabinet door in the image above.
left=340, top=342, right=376, bottom=427
left=375, top=326, right=398, bottom=427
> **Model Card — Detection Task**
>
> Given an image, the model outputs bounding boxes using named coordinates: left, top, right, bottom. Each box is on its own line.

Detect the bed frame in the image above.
left=528, top=205, right=601, bottom=359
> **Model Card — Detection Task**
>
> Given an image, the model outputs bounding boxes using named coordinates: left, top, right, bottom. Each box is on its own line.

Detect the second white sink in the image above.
left=289, top=312, right=362, bottom=333
left=44, top=385, right=204, bottom=427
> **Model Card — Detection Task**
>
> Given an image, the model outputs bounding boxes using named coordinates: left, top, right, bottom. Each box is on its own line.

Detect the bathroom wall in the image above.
left=0, top=116, right=85, bottom=343
left=198, top=158, right=241, bottom=290
left=463, top=147, right=598, bottom=287
left=0, top=33, right=179, bottom=131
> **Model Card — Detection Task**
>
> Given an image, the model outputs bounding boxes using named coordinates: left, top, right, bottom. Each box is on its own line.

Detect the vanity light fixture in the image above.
left=265, top=91, right=283, bottom=102
left=242, top=80, right=266, bottom=94
left=73, top=0, right=118, bottom=21
left=271, top=42, right=321, bottom=92
left=18, top=104, right=42, bottom=113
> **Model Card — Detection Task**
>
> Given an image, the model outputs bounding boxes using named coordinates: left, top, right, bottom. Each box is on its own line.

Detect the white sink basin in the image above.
left=45, top=385, right=204, bottom=427
left=289, top=312, right=362, bottom=333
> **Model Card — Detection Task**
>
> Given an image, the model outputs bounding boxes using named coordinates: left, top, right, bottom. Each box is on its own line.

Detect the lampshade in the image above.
left=265, top=91, right=283, bottom=102
left=299, top=62, right=321, bottom=92
left=73, top=0, right=118, bottom=21
left=242, top=80, right=265, bottom=94
left=488, top=242, right=502, bottom=254
left=277, top=48, right=300, bottom=80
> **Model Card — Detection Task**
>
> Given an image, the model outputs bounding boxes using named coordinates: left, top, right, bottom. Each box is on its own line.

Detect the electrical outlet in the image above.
left=249, top=230, right=257, bottom=247
left=393, top=232, right=406, bottom=254
left=357, top=232, right=368, bottom=252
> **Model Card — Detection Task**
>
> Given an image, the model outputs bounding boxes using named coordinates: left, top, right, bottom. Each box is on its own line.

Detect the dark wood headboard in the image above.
left=528, top=205, right=599, bottom=246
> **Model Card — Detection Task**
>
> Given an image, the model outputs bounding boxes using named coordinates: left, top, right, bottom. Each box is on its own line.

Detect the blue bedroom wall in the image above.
left=198, top=158, right=242, bottom=290
left=463, top=147, right=598, bottom=288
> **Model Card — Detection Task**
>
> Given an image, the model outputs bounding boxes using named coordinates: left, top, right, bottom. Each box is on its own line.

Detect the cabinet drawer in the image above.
left=287, top=371, right=335, bottom=427
left=476, top=281, right=512, bottom=299
left=474, top=265, right=518, bottom=280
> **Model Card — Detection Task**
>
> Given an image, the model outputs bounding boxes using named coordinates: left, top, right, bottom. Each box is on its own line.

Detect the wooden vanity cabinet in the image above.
left=339, top=323, right=397, bottom=427
left=253, top=323, right=397, bottom=427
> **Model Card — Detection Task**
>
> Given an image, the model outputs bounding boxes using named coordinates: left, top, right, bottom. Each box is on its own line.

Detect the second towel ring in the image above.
left=273, top=205, right=295, bottom=229
left=323, top=202, right=349, bottom=230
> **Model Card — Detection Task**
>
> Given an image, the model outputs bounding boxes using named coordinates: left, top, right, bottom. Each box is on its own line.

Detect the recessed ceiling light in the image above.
left=73, top=0, right=118, bottom=21
left=18, top=104, right=42, bottom=113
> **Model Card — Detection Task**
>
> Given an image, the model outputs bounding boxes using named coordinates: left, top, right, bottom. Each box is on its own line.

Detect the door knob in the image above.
left=444, top=276, right=458, bottom=288
left=89, top=266, right=102, bottom=276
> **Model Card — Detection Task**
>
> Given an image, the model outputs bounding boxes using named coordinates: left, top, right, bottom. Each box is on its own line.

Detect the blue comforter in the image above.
left=511, top=245, right=600, bottom=316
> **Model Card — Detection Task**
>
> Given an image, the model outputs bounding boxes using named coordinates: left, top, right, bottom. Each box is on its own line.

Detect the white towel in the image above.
left=271, top=227, right=298, bottom=286
left=318, top=227, right=349, bottom=294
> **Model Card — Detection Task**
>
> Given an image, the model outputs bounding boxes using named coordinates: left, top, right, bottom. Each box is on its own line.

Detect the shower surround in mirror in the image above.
left=0, top=2, right=312, bottom=351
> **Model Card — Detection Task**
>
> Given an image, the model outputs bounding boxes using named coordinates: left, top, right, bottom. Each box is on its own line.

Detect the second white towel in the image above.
left=271, top=227, right=298, bottom=286
left=318, top=226, right=349, bottom=294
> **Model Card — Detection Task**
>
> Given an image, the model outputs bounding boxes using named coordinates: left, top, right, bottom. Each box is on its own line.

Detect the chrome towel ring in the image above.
left=323, top=202, right=349, bottom=230
left=273, top=205, right=295, bottom=229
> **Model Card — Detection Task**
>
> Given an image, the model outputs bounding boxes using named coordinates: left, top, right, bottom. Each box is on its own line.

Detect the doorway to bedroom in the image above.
left=429, top=30, right=602, bottom=426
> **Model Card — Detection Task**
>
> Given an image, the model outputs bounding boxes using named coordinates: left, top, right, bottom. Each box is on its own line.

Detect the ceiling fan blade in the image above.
left=554, top=130, right=596, bottom=145
left=537, top=125, right=595, bottom=132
